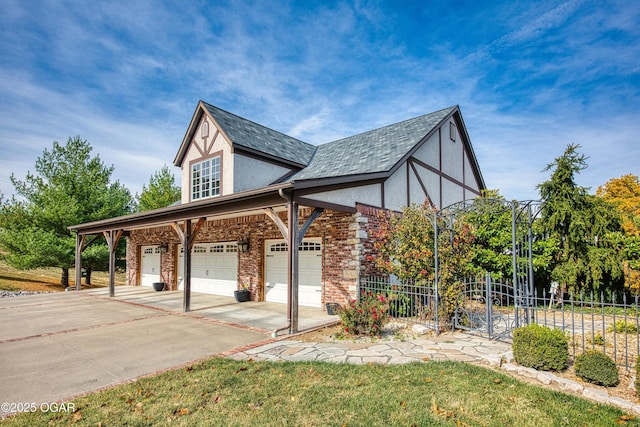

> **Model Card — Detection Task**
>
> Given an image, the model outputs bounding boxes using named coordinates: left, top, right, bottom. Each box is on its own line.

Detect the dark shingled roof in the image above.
left=288, top=106, right=456, bottom=181
left=203, top=102, right=315, bottom=167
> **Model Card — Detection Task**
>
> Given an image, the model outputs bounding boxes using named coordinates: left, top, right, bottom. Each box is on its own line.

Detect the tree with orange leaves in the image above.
left=597, top=174, right=640, bottom=294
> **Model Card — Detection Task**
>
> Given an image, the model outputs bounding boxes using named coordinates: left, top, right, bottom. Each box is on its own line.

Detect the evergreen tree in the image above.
left=538, top=144, right=623, bottom=293
left=0, top=136, right=133, bottom=287
left=136, top=165, right=181, bottom=211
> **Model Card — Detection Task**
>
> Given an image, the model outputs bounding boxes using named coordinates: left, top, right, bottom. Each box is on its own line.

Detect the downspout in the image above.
left=272, top=188, right=293, bottom=337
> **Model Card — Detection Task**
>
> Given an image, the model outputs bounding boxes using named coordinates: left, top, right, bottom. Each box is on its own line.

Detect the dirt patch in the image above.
left=297, top=324, right=344, bottom=342
left=0, top=260, right=125, bottom=293
left=0, top=279, right=66, bottom=293
left=297, top=321, right=426, bottom=343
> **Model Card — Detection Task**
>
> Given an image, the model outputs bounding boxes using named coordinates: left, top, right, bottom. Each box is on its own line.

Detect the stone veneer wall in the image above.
left=125, top=207, right=382, bottom=305
left=354, top=204, right=389, bottom=279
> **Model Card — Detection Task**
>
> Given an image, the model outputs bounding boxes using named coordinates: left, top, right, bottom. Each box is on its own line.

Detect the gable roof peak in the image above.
left=202, top=101, right=316, bottom=167
left=287, top=105, right=459, bottom=181
left=174, top=100, right=316, bottom=168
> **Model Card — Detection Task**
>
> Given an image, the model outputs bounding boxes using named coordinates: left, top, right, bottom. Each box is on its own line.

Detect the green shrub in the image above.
left=339, top=291, right=389, bottom=336
left=387, top=291, right=417, bottom=318
left=607, top=320, right=638, bottom=334
left=512, top=324, right=568, bottom=371
left=590, top=333, right=605, bottom=346
left=574, top=350, right=619, bottom=387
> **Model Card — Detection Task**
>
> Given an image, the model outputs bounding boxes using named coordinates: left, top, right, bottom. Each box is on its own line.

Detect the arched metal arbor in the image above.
left=433, top=198, right=542, bottom=338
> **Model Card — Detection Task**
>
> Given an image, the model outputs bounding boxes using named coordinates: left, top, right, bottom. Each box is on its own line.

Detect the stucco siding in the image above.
left=408, top=170, right=427, bottom=207
left=419, top=166, right=441, bottom=208
left=411, top=132, right=439, bottom=168
left=441, top=178, right=464, bottom=209
left=233, top=153, right=293, bottom=192
left=441, top=120, right=463, bottom=182
left=384, top=165, right=407, bottom=211
left=463, top=151, right=480, bottom=192
left=305, top=184, right=381, bottom=208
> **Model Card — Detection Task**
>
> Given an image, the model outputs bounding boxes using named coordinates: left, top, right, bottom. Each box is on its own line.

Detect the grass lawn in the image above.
left=2, top=358, right=637, bottom=427
left=0, top=260, right=125, bottom=292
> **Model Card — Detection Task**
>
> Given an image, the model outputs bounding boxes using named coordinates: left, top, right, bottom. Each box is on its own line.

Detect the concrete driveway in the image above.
left=0, top=286, right=333, bottom=416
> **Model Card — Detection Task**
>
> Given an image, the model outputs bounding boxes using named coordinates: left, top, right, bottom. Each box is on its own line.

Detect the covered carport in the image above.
left=68, top=183, right=329, bottom=334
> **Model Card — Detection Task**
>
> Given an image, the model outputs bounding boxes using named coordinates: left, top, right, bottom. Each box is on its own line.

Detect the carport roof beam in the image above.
left=68, top=184, right=293, bottom=235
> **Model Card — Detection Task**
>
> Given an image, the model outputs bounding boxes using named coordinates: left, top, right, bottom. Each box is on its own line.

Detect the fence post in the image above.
left=433, top=211, right=439, bottom=336
left=623, top=292, right=629, bottom=370
left=511, top=201, right=519, bottom=328
left=527, top=203, right=535, bottom=323
left=486, top=272, right=492, bottom=338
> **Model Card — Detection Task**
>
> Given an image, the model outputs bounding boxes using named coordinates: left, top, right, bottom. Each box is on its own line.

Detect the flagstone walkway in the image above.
left=228, top=333, right=512, bottom=365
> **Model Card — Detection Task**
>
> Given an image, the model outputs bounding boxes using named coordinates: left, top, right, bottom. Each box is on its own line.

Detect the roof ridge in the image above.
left=286, top=105, right=458, bottom=182
left=318, top=105, right=457, bottom=147
left=202, top=100, right=314, bottom=149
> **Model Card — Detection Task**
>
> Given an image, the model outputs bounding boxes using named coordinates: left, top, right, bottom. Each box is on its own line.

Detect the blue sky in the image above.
left=1, top=0, right=639, bottom=202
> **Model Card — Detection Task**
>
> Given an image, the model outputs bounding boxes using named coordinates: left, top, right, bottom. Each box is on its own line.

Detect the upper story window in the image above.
left=201, top=121, right=209, bottom=138
left=191, top=156, right=220, bottom=201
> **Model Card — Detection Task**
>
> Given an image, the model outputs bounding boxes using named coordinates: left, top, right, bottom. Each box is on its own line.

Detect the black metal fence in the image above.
left=359, top=276, right=441, bottom=332
left=359, top=276, right=640, bottom=370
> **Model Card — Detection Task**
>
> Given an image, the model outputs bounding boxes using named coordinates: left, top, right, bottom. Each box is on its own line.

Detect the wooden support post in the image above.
left=74, top=234, right=85, bottom=291
left=287, top=202, right=299, bottom=334
left=171, top=218, right=205, bottom=313
left=265, top=202, right=323, bottom=335
left=291, top=207, right=323, bottom=333
left=183, top=219, right=192, bottom=312
left=103, top=230, right=123, bottom=297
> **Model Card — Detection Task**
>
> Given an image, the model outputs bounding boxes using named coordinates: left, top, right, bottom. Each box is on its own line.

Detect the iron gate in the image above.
left=437, top=199, right=541, bottom=338
left=452, top=274, right=532, bottom=339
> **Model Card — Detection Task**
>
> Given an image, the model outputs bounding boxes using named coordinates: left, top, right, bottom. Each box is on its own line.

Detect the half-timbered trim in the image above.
left=409, top=156, right=482, bottom=197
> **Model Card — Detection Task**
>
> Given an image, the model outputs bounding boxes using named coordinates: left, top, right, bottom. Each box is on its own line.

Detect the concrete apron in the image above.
left=0, top=286, right=335, bottom=416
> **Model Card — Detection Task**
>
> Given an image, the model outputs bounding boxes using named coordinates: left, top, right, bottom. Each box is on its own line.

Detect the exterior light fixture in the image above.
left=238, top=238, right=250, bottom=253
left=159, top=243, right=169, bottom=254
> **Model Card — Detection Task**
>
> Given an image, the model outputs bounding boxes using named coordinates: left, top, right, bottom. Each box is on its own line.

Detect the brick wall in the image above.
left=126, top=208, right=367, bottom=305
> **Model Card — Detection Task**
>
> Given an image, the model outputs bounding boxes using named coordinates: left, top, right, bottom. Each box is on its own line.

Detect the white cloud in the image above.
left=0, top=0, right=639, bottom=206
left=492, top=0, right=581, bottom=50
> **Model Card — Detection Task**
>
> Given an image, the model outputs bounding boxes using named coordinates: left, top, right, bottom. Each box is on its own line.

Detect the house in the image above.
left=69, top=100, right=485, bottom=332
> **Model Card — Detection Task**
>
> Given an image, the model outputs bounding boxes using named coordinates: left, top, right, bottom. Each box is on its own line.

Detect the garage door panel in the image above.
left=299, top=285, right=322, bottom=307
left=140, top=246, right=161, bottom=286
left=265, top=239, right=322, bottom=307
left=177, top=242, right=238, bottom=296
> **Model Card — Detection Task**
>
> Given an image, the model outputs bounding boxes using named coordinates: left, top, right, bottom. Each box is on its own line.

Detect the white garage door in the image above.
left=140, top=246, right=161, bottom=286
left=264, top=238, right=322, bottom=307
left=178, top=242, right=239, bottom=296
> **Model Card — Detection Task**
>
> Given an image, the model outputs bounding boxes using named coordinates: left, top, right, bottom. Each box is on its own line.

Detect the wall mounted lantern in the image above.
left=159, top=243, right=169, bottom=254
left=238, top=238, right=250, bottom=253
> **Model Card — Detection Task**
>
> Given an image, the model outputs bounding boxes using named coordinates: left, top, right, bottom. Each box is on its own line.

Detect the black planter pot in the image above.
left=234, top=289, right=250, bottom=302
left=326, top=303, right=340, bottom=315
left=152, top=282, right=165, bottom=292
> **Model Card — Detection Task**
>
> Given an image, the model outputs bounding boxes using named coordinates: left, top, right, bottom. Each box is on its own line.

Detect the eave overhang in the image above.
left=69, top=183, right=294, bottom=235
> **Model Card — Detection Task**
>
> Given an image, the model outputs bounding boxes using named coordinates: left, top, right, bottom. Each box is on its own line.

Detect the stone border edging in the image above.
left=479, top=351, right=640, bottom=415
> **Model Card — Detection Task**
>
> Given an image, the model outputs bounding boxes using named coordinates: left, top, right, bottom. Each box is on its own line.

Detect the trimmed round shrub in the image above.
left=574, top=350, right=619, bottom=387
left=512, top=324, right=568, bottom=371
